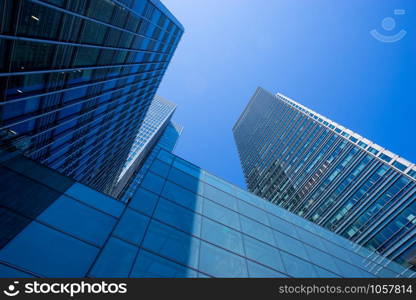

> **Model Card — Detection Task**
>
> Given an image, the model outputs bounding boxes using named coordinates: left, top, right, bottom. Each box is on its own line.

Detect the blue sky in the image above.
left=157, top=0, right=416, bottom=188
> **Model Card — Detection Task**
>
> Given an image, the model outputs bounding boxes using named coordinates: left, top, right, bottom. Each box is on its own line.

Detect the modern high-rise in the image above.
left=113, top=95, right=178, bottom=198
left=233, top=87, right=416, bottom=271
left=0, top=0, right=183, bottom=195
left=1, top=146, right=414, bottom=278
left=120, top=121, right=182, bottom=201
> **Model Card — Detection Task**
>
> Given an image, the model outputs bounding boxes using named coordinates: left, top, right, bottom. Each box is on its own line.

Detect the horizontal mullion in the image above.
left=0, top=60, right=166, bottom=78
left=30, top=0, right=174, bottom=48
left=1, top=64, right=166, bottom=104
left=28, top=83, right=160, bottom=156
left=0, top=73, right=162, bottom=130
left=0, top=34, right=170, bottom=55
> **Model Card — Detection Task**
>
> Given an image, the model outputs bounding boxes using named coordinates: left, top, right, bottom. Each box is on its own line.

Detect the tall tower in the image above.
left=0, top=0, right=183, bottom=195
left=233, top=87, right=416, bottom=270
left=113, top=95, right=181, bottom=199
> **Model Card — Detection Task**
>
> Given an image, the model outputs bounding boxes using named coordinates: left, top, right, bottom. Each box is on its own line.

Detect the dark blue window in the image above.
left=154, top=198, right=201, bottom=236
left=113, top=209, right=149, bottom=245
left=161, top=181, right=203, bottom=212
left=89, top=237, right=137, bottom=278
left=150, top=159, right=171, bottom=177
left=141, top=221, right=199, bottom=269
left=131, top=250, right=197, bottom=278
left=38, top=195, right=116, bottom=246
left=0, top=221, right=98, bottom=277
left=65, top=184, right=124, bottom=217
left=141, top=172, right=165, bottom=194
left=129, top=187, right=159, bottom=216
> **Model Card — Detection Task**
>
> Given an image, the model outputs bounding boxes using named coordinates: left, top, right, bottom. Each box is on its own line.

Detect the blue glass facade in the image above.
left=233, top=87, right=416, bottom=271
left=120, top=120, right=182, bottom=201
left=113, top=95, right=178, bottom=198
left=1, top=149, right=414, bottom=278
left=0, top=0, right=183, bottom=195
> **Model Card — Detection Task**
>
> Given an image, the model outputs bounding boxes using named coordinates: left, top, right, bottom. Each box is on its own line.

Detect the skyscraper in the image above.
left=120, top=121, right=182, bottom=201
left=1, top=147, right=414, bottom=278
left=113, top=95, right=178, bottom=198
left=233, top=87, right=416, bottom=270
left=0, top=0, right=183, bottom=195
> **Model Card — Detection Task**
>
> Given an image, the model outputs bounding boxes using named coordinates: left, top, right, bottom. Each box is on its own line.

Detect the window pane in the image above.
left=90, top=237, right=137, bottom=277
left=0, top=263, right=34, bottom=278
left=333, top=257, right=375, bottom=278
left=113, top=209, right=149, bottom=245
left=243, top=235, right=284, bottom=272
left=323, top=240, right=369, bottom=268
left=240, top=216, right=275, bottom=245
left=161, top=181, right=203, bottom=212
left=65, top=183, right=124, bottom=217
left=168, top=167, right=202, bottom=193
left=267, top=214, right=298, bottom=238
left=202, top=198, right=240, bottom=230
left=38, top=195, right=116, bottom=246
left=314, top=265, right=340, bottom=278
left=154, top=198, right=201, bottom=236
left=11, top=41, right=56, bottom=71
left=0, top=221, right=98, bottom=277
left=247, top=261, right=287, bottom=278
left=201, top=217, right=244, bottom=255
left=142, top=221, right=199, bottom=269
left=141, top=172, right=165, bottom=194
left=199, top=241, right=247, bottom=278
left=273, top=230, right=309, bottom=261
left=150, top=160, right=171, bottom=177
left=294, top=226, right=327, bottom=251
left=238, top=200, right=269, bottom=225
left=157, top=150, right=174, bottom=164
left=280, top=252, right=318, bottom=277
left=172, top=158, right=202, bottom=178
left=87, top=0, right=115, bottom=23
left=129, top=187, right=159, bottom=216
left=131, top=250, right=197, bottom=278
left=0, top=167, right=61, bottom=221
left=73, top=47, right=99, bottom=67
left=17, top=2, right=61, bottom=39
left=203, top=183, right=238, bottom=210
left=304, top=244, right=340, bottom=275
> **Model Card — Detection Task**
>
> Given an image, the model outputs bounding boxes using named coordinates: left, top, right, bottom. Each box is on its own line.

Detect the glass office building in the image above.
left=120, top=120, right=182, bottom=202
left=0, top=0, right=184, bottom=195
left=233, top=87, right=416, bottom=270
left=113, top=95, right=177, bottom=198
left=1, top=148, right=414, bottom=278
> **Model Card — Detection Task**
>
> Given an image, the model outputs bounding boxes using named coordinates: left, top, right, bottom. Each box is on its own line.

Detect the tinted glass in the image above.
left=199, top=241, right=247, bottom=278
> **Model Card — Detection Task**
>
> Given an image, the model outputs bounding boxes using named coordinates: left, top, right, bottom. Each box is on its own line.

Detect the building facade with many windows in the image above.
left=233, top=87, right=416, bottom=271
left=1, top=148, right=414, bottom=278
left=119, top=120, right=182, bottom=202
left=113, top=95, right=178, bottom=198
left=0, top=0, right=183, bottom=195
